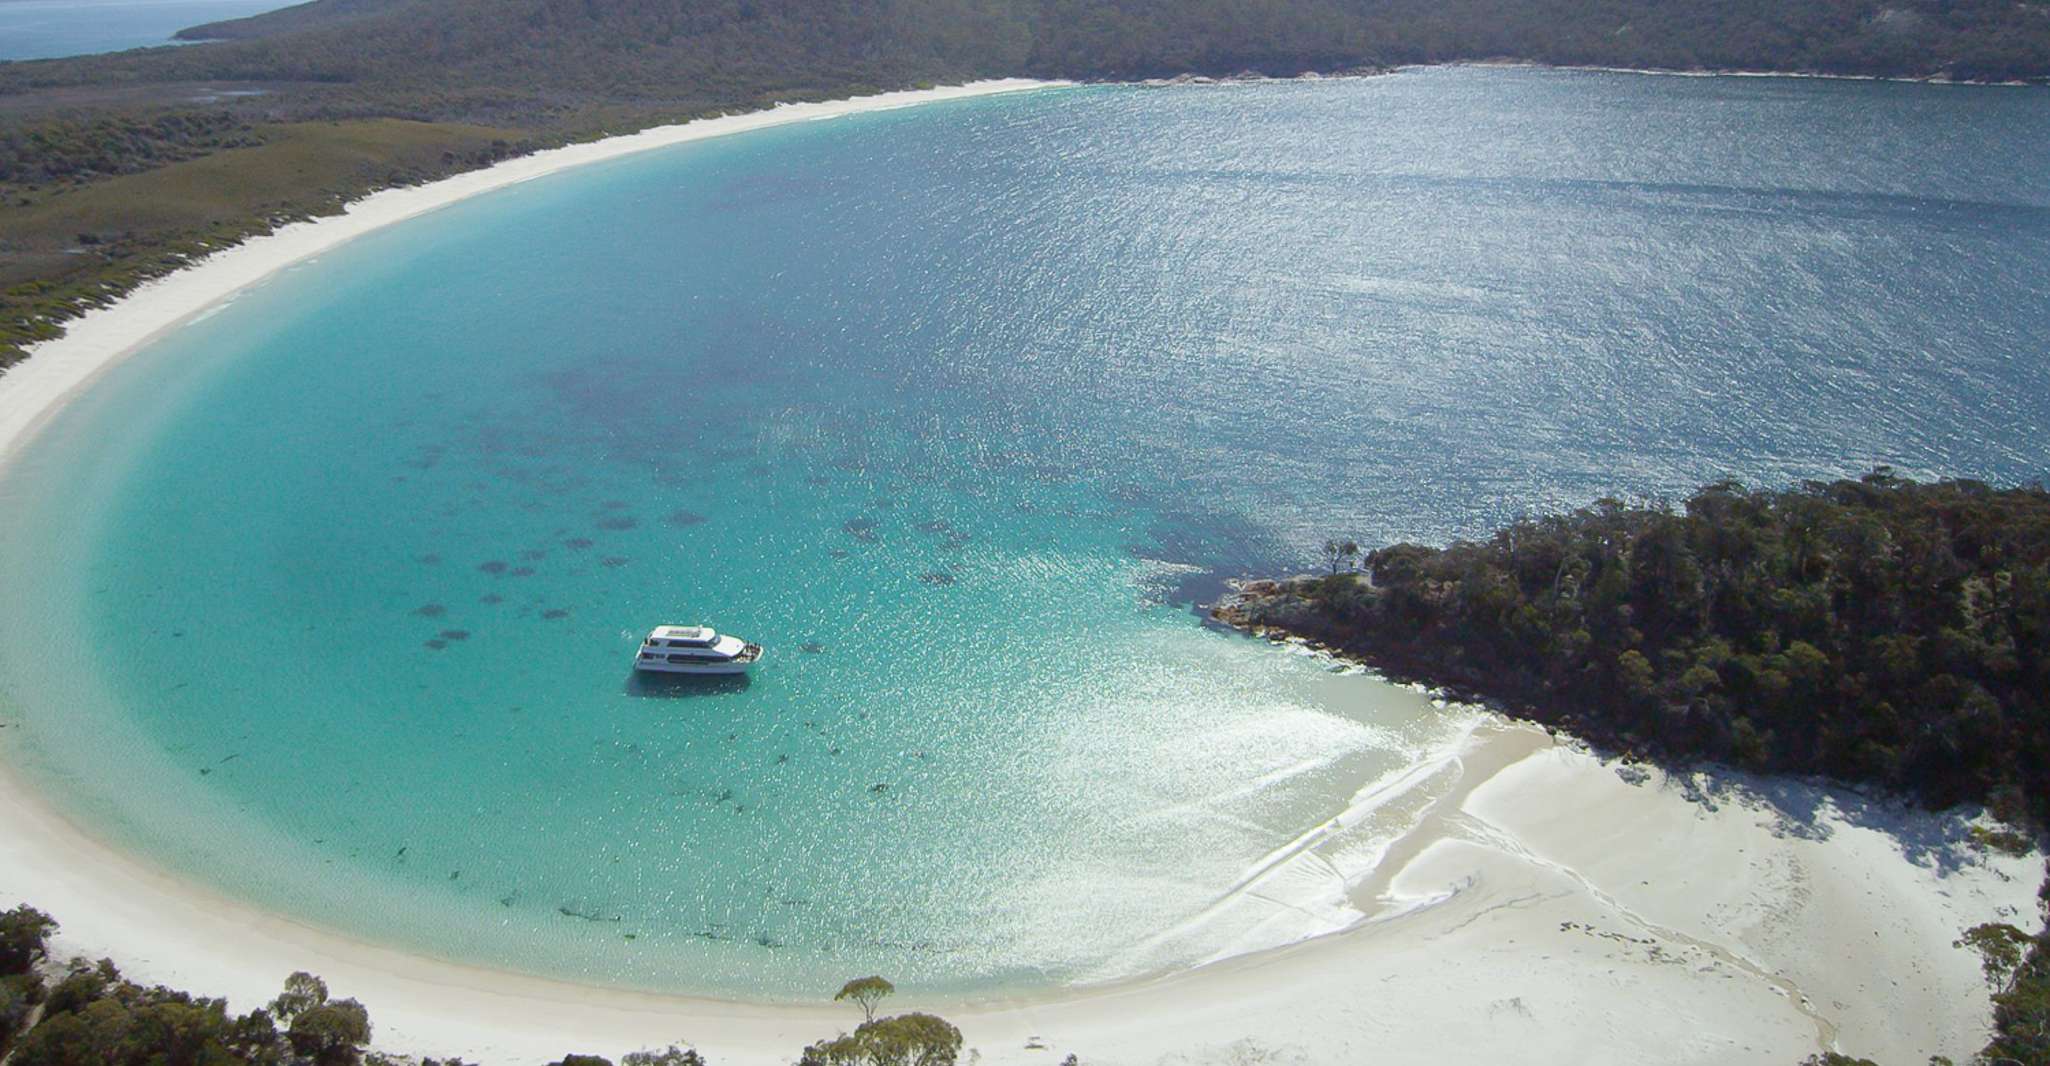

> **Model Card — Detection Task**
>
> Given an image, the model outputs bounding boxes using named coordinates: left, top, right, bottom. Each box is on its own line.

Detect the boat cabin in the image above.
left=647, top=625, right=721, bottom=648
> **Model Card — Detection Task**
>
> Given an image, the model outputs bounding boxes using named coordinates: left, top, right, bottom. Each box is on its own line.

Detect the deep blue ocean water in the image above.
left=2, top=69, right=2047, bottom=998
left=0, top=0, right=294, bottom=61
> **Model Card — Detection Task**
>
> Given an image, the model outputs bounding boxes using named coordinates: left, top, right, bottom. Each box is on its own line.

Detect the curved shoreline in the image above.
left=0, top=76, right=2040, bottom=1065
left=0, top=79, right=1063, bottom=467
left=7, top=680, right=2037, bottom=1066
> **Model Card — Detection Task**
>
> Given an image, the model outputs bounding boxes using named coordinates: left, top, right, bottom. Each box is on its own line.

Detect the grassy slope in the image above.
left=1, top=119, right=531, bottom=353
left=12, top=119, right=519, bottom=235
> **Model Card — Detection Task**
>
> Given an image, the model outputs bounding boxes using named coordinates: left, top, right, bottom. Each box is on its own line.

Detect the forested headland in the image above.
left=1225, top=472, right=2050, bottom=820
left=4, top=0, right=2050, bottom=369
left=1217, top=470, right=2050, bottom=1063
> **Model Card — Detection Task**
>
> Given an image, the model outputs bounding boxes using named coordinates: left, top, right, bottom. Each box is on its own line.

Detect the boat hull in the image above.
left=632, top=658, right=756, bottom=675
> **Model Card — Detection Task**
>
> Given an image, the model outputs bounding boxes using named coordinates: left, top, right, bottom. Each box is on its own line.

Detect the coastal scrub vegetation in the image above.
left=6, top=0, right=2050, bottom=367
left=3, top=933, right=969, bottom=1066
left=1232, top=472, right=2050, bottom=825
left=543, top=1052, right=705, bottom=1066
left=1975, top=871, right=2050, bottom=1066
left=803, top=974, right=960, bottom=1066
left=1221, top=471, right=2050, bottom=1064
left=799, top=1012, right=964, bottom=1066
left=0, top=914, right=390, bottom=1066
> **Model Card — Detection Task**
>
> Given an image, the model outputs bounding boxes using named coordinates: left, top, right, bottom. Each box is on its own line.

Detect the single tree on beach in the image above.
left=1321, top=539, right=1359, bottom=574
left=833, top=975, right=895, bottom=1024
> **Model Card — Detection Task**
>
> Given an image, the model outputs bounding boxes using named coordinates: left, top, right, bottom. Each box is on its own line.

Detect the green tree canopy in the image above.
left=286, top=997, right=371, bottom=1066
left=801, top=1012, right=964, bottom=1066
left=832, top=976, right=896, bottom=1024
left=0, top=906, right=58, bottom=976
left=268, top=971, right=329, bottom=1024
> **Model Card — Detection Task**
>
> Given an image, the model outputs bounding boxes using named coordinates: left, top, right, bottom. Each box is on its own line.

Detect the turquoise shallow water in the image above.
left=2, top=70, right=2049, bottom=998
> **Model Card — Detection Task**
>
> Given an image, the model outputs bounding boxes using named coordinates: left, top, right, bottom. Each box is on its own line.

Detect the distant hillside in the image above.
left=4, top=0, right=2048, bottom=369
left=5, top=0, right=2047, bottom=118
left=173, top=0, right=421, bottom=42
left=148, top=0, right=2050, bottom=88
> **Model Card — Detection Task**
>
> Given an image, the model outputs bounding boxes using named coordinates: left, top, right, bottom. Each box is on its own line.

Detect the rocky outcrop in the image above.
left=1210, top=573, right=1366, bottom=645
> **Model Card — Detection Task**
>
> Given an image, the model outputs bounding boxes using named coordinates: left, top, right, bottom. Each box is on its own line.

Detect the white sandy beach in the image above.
left=4, top=709, right=2038, bottom=1066
left=0, top=77, right=2043, bottom=1066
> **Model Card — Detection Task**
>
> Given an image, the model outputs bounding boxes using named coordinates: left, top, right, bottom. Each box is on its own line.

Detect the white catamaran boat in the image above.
left=633, top=625, right=763, bottom=674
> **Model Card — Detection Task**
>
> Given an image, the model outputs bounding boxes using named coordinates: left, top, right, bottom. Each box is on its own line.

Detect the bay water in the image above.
left=2, top=69, right=2046, bottom=998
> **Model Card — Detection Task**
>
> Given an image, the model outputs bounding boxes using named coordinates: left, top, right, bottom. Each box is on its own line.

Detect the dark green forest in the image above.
left=1233, top=472, right=2050, bottom=822
left=1220, top=471, right=2050, bottom=1062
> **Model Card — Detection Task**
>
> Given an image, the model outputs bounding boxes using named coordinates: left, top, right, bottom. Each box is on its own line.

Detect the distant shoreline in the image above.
left=1450, top=57, right=2043, bottom=87
left=1132, top=59, right=2042, bottom=89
